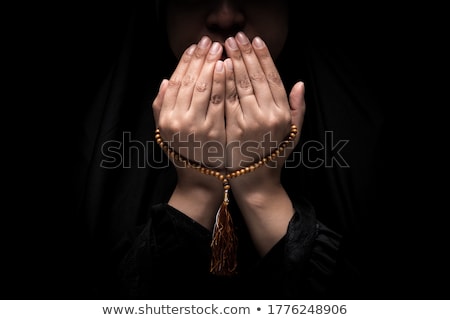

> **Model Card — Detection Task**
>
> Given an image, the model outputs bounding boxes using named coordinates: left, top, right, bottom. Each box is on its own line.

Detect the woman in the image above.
left=75, top=1, right=384, bottom=299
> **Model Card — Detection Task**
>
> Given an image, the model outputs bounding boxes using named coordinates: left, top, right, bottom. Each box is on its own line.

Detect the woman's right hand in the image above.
left=152, top=36, right=226, bottom=229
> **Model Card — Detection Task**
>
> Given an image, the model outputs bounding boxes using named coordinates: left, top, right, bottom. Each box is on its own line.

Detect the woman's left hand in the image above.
left=222, top=32, right=306, bottom=255
left=223, top=32, right=305, bottom=182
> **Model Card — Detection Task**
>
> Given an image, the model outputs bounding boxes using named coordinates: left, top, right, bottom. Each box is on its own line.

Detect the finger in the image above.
left=175, top=36, right=212, bottom=110
left=152, top=79, right=169, bottom=127
left=206, top=60, right=225, bottom=128
left=252, top=36, right=289, bottom=109
left=163, top=44, right=196, bottom=110
left=234, top=32, right=273, bottom=107
left=288, top=81, right=306, bottom=143
left=224, top=36, right=257, bottom=115
left=190, top=41, right=223, bottom=118
left=224, top=58, right=242, bottom=125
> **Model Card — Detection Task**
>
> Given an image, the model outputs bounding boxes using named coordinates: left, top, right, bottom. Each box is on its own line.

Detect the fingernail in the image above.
left=253, top=37, right=265, bottom=49
left=225, top=37, right=238, bottom=50
left=186, top=44, right=196, bottom=55
left=209, top=42, right=221, bottom=55
left=198, top=36, right=211, bottom=49
left=159, top=79, right=167, bottom=91
left=225, top=58, right=233, bottom=71
left=215, top=60, right=224, bottom=72
left=236, top=32, right=249, bottom=45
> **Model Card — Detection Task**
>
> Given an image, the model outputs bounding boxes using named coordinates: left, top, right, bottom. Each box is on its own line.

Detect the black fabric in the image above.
left=116, top=199, right=341, bottom=299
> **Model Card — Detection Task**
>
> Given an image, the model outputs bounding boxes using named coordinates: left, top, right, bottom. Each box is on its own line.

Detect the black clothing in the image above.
left=117, top=194, right=341, bottom=299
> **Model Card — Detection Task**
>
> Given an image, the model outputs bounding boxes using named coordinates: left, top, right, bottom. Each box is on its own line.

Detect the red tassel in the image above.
left=210, top=189, right=238, bottom=276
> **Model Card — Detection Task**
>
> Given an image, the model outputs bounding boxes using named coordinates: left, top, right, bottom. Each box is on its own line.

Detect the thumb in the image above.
left=152, top=79, right=169, bottom=127
left=288, top=81, right=306, bottom=133
left=273, top=81, right=306, bottom=166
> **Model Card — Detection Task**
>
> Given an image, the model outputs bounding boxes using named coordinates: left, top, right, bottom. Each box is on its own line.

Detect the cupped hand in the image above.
left=153, top=36, right=226, bottom=170
left=152, top=36, right=227, bottom=228
left=223, top=32, right=305, bottom=179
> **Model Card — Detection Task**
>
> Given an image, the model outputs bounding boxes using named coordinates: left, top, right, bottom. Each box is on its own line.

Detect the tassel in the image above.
left=210, top=188, right=238, bottom=276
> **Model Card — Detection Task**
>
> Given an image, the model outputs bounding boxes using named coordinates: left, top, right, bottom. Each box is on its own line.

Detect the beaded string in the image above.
left=155, top=124, right=298, bottom=275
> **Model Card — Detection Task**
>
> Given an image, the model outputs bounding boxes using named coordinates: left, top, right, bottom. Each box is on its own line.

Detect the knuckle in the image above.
left=210, top=94, right=223, bottom=105
left=238, top=76, right=252, bottom=90
left=181, top=55, right=191, bottom=64
left=194, top=47, right=207, bottom=59
left=265, top=118, right=279, bottom=130
left=231, top=52, right=243, bottom=61
left=242, top=45, right=253, bottom=55
left=258, top=50, right=271, bottom=60
left=195, top=81, right=208, bottom=93
left=183, top=74, right=196, bottom=86
left=266, top=71, right=282, bottom=86
left=206, top=129, right=220, bottom=141
left=227, top=89, right=238, bottom=102
left=168, top=79, right=181, bottom=88
left=249, top=72, right=266, bottom=82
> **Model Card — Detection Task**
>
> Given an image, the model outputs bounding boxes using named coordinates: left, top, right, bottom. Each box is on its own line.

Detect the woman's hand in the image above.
left=154, top=36, right=226, bottom=169
left=152, top=36, right=227, bottom=229
left=223, top=32, right=303, bottom=173
left=223, top=32, right=306, bottom=255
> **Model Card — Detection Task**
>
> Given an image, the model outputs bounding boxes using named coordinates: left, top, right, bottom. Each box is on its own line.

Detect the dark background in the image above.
left=4, top=3, right=449, bottom=299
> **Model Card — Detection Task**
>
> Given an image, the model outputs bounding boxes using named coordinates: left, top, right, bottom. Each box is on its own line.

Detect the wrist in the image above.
left=231, top=173, right=285, bottom=211
left=231, top=179, right=295, bottom=255
left=169, top=167, right=223, bottom=230
left=229, top=163, right=280, bottom=195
